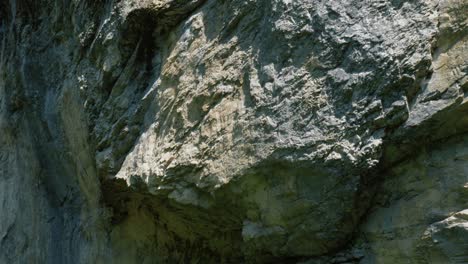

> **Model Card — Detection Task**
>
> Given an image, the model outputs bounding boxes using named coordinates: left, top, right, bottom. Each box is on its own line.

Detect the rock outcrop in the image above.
left=0, top=0, right=466, bottom=263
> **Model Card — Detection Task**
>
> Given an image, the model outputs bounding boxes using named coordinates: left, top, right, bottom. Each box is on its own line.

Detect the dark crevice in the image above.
left=120, top=8, right=158, bottom=68
left=119, top=0, right=207, bottom=71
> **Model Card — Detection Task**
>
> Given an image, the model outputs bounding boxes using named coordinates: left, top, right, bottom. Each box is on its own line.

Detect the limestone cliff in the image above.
left=0, top=0, right=467, bottom=263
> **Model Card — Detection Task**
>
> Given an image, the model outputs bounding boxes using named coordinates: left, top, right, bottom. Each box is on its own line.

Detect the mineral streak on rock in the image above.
left=0, top=0, right=467, bottom=263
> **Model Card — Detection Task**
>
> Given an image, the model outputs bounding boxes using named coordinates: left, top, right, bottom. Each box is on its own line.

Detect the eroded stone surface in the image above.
left=355, top=134, right=468, bottom=263
left=0, top=0, right=467, bottom=263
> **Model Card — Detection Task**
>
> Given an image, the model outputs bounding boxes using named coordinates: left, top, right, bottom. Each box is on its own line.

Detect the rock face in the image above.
left=0, top=0, right=467, bottom=263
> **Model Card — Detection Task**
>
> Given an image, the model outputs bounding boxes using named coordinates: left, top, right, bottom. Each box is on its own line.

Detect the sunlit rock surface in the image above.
left=0, top=0, right=466, bottom=263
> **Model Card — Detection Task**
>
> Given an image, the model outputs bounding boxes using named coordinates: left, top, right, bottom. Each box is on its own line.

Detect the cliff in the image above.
left=0, top=0, right=467, bottom=263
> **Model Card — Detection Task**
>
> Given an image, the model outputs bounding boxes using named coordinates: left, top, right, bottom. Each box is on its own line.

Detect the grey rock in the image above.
left=0, top=0, right=467, bottom=263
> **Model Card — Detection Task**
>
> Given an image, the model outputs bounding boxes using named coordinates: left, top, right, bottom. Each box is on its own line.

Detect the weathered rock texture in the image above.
left=0, top=0, right=466, bottom=263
